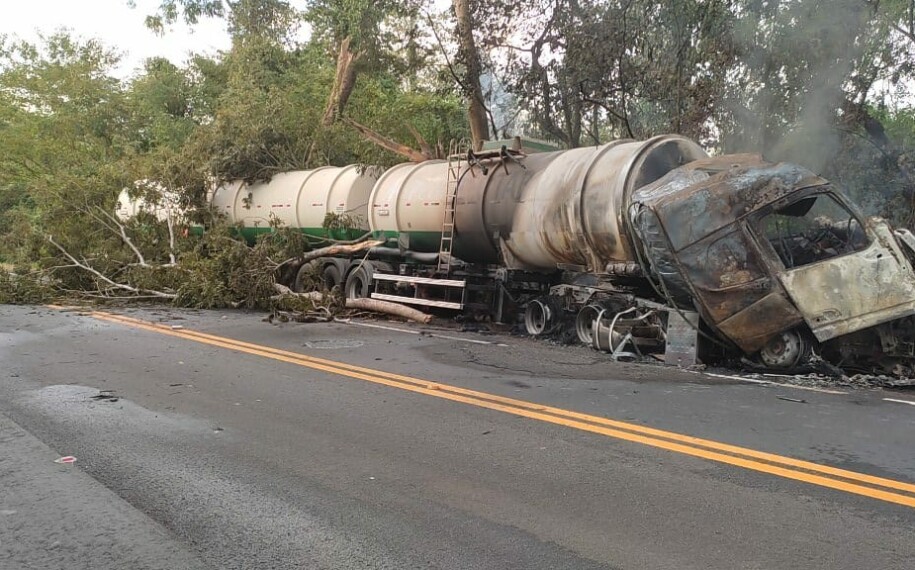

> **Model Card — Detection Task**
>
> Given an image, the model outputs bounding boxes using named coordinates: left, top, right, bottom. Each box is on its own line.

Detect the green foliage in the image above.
left=0, top=268, right=54, bottom=304
left=172, top=226, right=308, bottom=308
left=9, top=0, right=915, bottom=307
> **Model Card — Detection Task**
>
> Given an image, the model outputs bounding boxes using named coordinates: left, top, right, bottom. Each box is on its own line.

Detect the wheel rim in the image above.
left=345, top=267, right=369, bottom=299
left=524, top=300, right=551, bottom=336
left=575, top=305, right=601, bottom=345
left=759, top=330, right=808, bottom=369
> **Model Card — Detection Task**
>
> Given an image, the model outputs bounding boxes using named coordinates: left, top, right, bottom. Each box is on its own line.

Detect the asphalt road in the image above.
left=2, top=304, right=915, bottom=569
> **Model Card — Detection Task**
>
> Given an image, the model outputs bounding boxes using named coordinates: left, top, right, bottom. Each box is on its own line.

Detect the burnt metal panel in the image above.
left=665, top=310, right=700, bottom=366
left=629, top=156, right=831, bottom=352
left=459, top=136, right=707, bottom=271
left=453, top=152, right=560, bottom=266
left=632, top=156, right=829, bottom=253
left=778, top=221, right=915, bottom=341
left=716, top=292, right=805, bottom=353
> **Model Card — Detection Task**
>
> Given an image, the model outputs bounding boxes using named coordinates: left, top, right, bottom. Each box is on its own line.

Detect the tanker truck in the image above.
left=118, top=135, right=915, bottom=375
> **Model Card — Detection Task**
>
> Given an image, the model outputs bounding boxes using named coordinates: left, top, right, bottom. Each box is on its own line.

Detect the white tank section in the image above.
left=209, top=165, right=379, bottom=234
left=368, top=160, right=448, bottom=250
left=115, top=183, right=182, bottom=223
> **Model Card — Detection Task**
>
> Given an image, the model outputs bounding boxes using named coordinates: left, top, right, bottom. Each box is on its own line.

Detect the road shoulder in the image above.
left=0, top=411, right=209, bottom=570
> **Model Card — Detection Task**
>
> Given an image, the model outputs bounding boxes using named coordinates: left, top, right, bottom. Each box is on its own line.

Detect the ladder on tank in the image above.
left=436, top=145, right=464, bottom=275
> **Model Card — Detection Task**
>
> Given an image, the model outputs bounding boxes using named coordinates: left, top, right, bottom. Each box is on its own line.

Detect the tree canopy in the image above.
left=3, top=0, right=915, bottom=303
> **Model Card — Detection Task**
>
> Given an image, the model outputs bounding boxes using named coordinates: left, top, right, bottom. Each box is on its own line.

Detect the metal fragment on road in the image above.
left=304, top=339, right=364, bottom=349
left=883, top=398, right=915, bottom=407
left=776, top=396, right=807, bottom=404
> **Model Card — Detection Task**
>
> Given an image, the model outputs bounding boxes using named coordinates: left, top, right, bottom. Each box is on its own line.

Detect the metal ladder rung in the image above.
left=437, top=142, right=466, bottom=276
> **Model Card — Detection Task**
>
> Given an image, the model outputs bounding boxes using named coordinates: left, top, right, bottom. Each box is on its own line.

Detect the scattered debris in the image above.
left=54, top=456, right=77, bottom=464
left=170, top=324, right=184, bottom=330
left=90, top=390, right=119, bottom=403
left=344, top=298, right=432, bottom=324
left=304, top=339, right=364, bottom=349
left=883, top=398, right=915, bottom=407
left=776, top=396, right=807, bottom=403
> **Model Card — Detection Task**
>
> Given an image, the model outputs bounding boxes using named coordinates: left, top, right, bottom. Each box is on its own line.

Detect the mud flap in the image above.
left=665, top=310, right=700, bottom=367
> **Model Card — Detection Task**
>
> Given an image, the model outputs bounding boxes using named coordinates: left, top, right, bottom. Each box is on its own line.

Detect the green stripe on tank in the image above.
left=191, top=225, right=366, bottom=246
left=372, top=230, right=443, bottom=253
left=238, top=227, right=275, bottom=244
left=301, top=227, right=366, bottom=241
left=237, top=226, right=367, bottom=245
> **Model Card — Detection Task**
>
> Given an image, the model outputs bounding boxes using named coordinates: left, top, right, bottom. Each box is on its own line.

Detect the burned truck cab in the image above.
left=629, top=155, right=915, bottom=372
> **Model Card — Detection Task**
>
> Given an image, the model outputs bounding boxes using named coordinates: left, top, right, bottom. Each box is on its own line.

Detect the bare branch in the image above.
left=343, top=118, right=431, bottom=162
left=93, top=206, right=149, bottom=266
left=47, top=235, right=175, bottom=299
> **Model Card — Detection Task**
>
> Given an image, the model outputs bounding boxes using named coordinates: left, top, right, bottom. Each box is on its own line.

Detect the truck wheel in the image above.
left=575, top=304, right=603, bottom=345
left=293, top=261, right=320, bottom=293
left=525, top=297, right=561, bottom=336
left=344, top=262, right=374, bottom=299
left=758, top=329, right=811, bottom=369
left=322, top=264, right=343, bottom=290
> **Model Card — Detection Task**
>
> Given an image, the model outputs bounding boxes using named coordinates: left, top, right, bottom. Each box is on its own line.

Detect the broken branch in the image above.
left=47, top=235, right=175, bottom=299
left=343, top=119, right=431, bottom=162
left=344, top=298, right=432, bottom=324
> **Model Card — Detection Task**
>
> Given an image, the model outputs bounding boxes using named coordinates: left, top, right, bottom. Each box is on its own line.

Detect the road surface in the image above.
left=1, top=305, right=914, bottom=569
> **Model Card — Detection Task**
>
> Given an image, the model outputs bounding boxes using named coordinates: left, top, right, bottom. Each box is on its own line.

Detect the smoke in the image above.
left=727, top=0, right=872, bottom=174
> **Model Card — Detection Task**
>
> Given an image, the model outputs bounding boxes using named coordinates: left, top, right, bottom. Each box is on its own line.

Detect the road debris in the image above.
left=54, top=456, right=77, bottom=464
left=90, top=390, right=119, bottom=403
left=776, top=395, right=807, bottom=403
left=883, top=398, right=915, bottom=407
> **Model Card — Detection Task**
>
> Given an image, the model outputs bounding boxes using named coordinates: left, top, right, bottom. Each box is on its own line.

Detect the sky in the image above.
left=0, top=0, right=232, bottom=78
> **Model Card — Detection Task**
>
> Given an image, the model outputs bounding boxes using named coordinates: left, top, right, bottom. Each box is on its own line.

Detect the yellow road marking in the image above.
left=61, top=307, right=915, bottom=509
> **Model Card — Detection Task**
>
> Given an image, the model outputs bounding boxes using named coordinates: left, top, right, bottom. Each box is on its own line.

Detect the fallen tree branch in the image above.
left=343, top=118, right=430, bottom=162
left=83, top=205, right=150, bottom=267
left=306, top=231, right=374, bottom=247
left=276, top=235, right=381, bottom=270
left=271, top=283, right=325, bottom=301
left=299, top=239, right=384, bottom=264
left=344, top=298, right=432, bottom=324
left=47, top=235, right=176, bottom=299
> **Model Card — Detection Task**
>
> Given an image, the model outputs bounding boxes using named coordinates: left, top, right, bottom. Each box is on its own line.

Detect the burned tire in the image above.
left=524, top=297, right=562, bottom=337
left=758, top=329, right=812, bottom=369
left=575, top=304, right=603, bottom=345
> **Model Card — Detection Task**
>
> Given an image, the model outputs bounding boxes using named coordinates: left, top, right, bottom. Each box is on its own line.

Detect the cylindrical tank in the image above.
left=454, top=135, right=707, bottom=270
left=210, top=165, right=379, bottom=242
left=368, top=160, right=449, bottom=252
left=115, top=185, right=181, bottom=223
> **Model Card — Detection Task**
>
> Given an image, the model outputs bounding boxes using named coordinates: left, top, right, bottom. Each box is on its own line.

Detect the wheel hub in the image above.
left=759, top=330, right=808, bottom=369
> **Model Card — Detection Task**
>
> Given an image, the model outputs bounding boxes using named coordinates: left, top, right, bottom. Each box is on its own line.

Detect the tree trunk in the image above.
left=299, top=238, right=383, bottom=264
left=322, top=37, right=361, bottom=126
left=345, top=298, right=433, bottom=324
left=453, top=0, right=490, bottom=149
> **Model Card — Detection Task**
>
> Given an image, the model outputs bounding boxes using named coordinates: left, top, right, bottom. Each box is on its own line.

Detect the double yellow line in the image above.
left=62, top=307, right=915, bottom=509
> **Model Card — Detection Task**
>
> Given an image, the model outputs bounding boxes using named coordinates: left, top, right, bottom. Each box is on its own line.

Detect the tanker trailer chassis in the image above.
left=359, top=150, right=915, bottom=376
left=126, top=135, right=915, bottom=377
